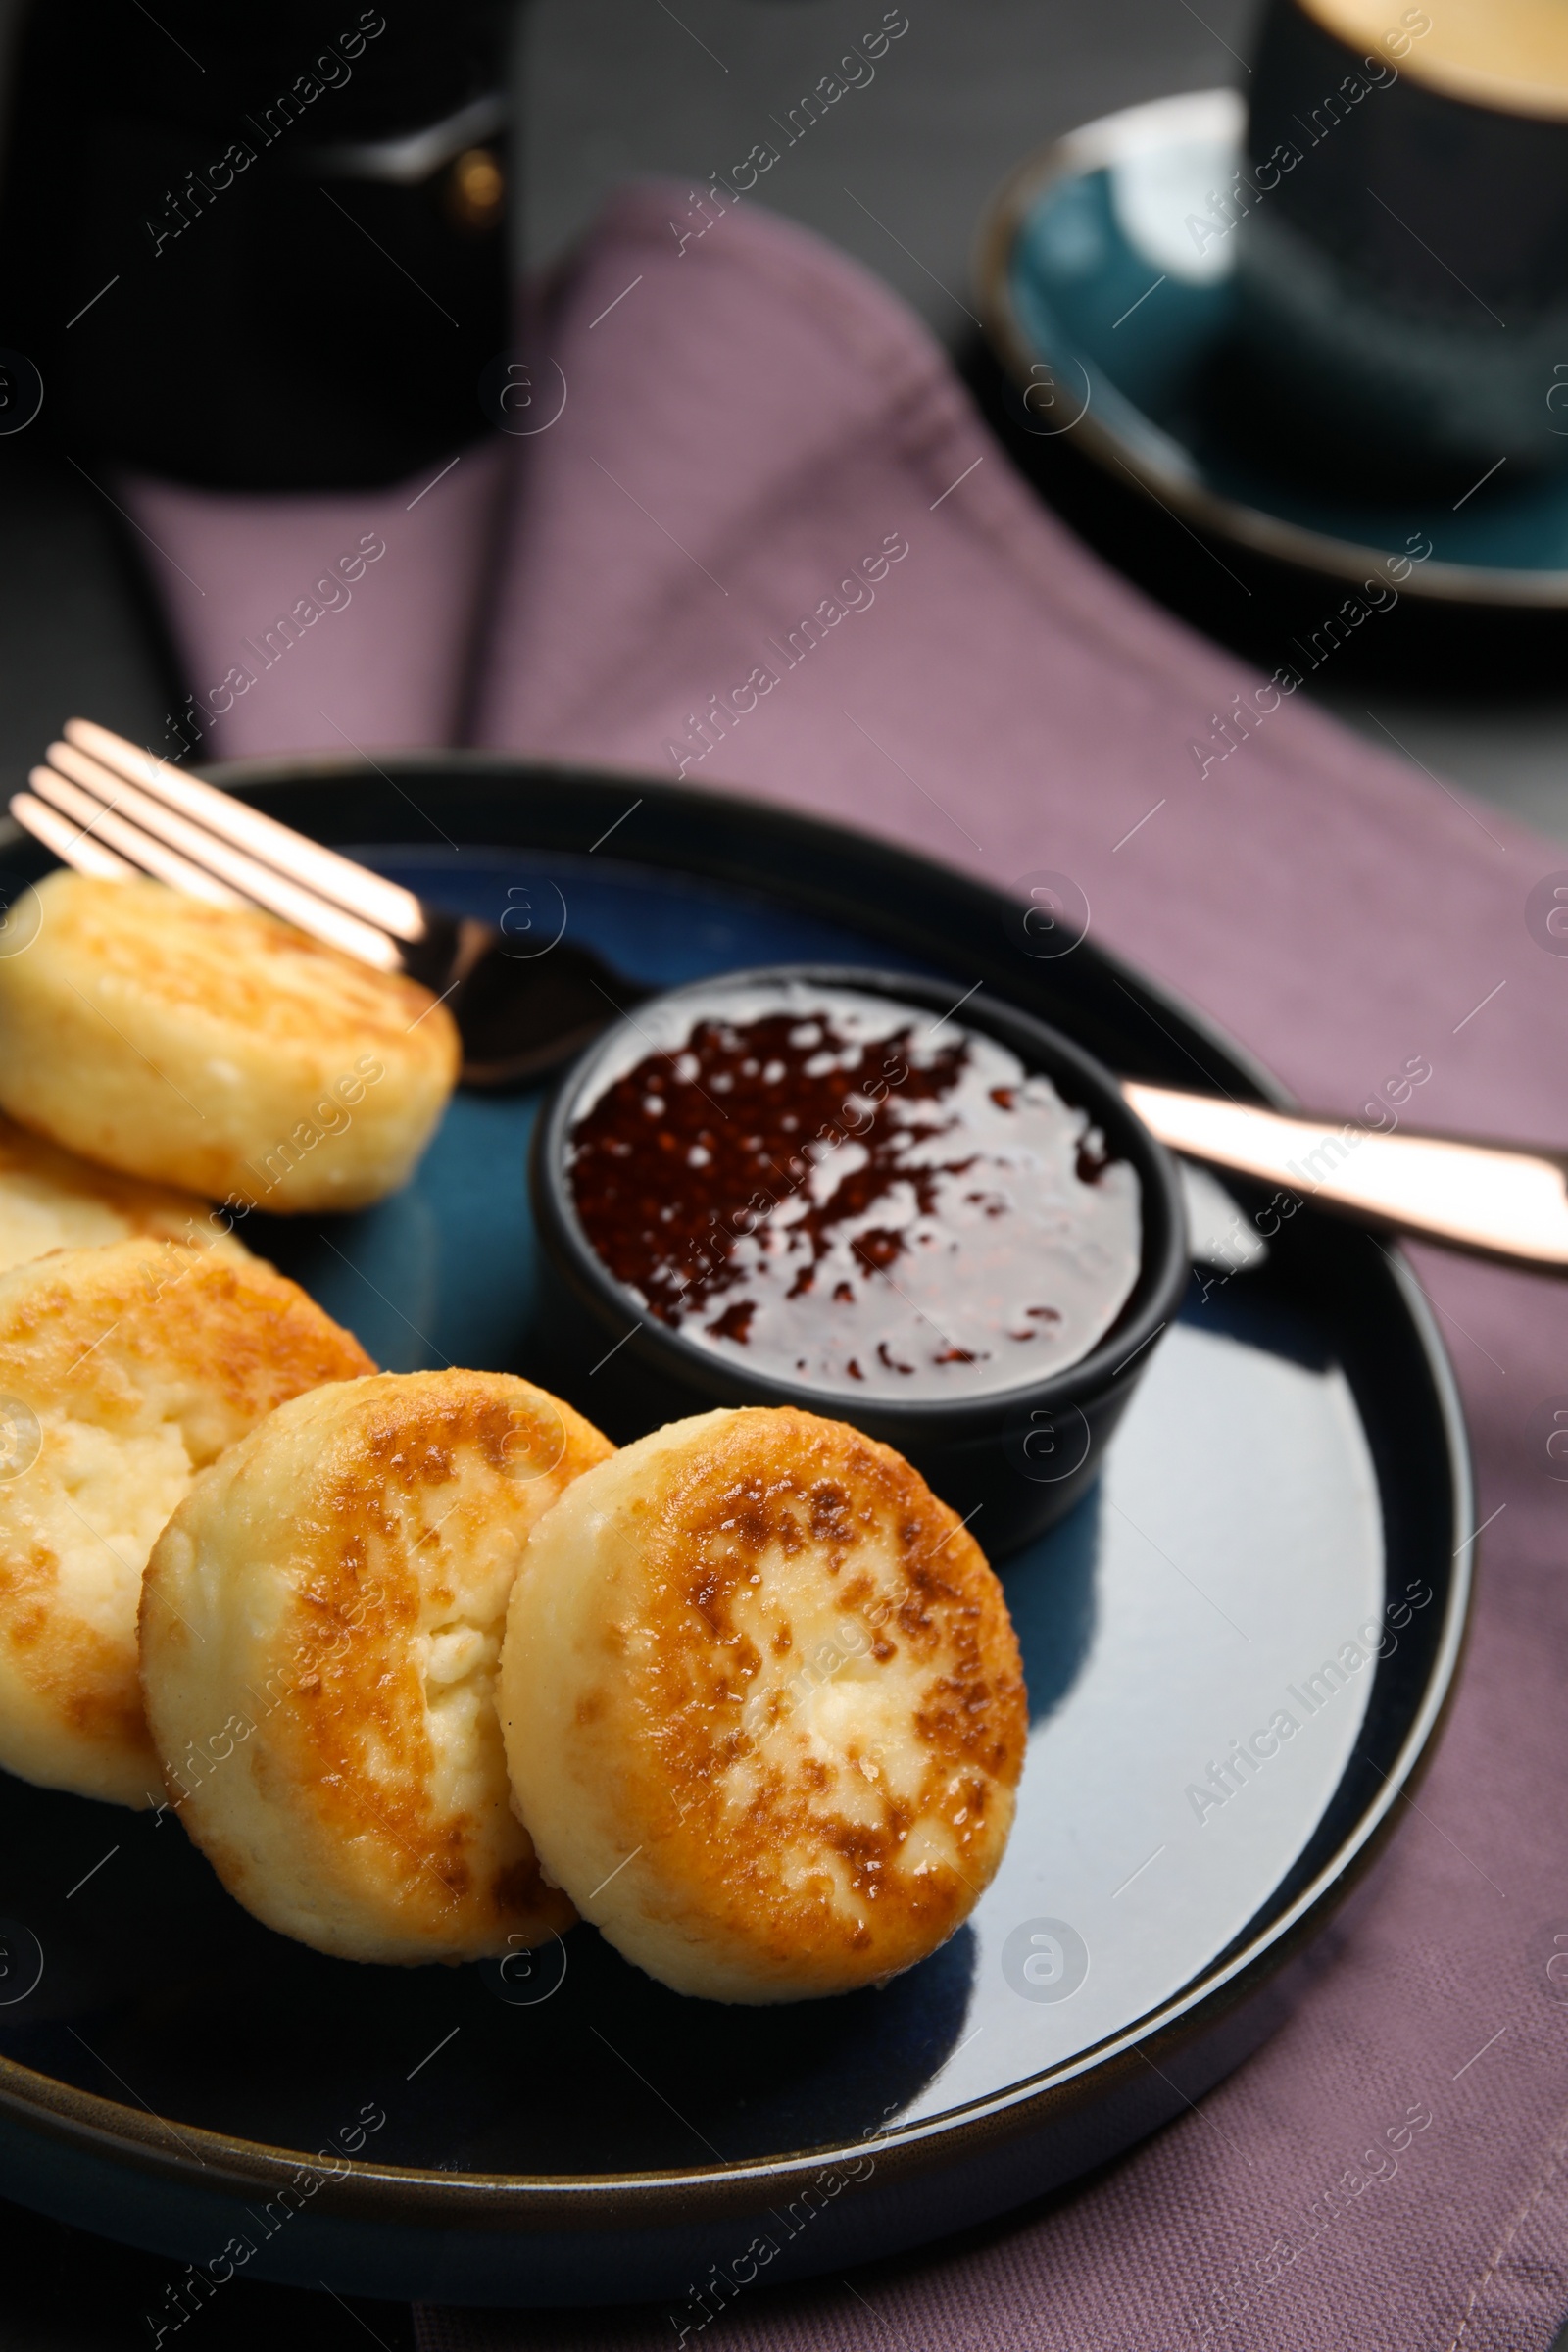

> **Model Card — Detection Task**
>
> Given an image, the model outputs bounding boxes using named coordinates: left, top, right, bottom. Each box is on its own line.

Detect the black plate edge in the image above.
left=188, top=747, right=1300, bottom=1111
left=0, top=756, right=1474, bottom=2236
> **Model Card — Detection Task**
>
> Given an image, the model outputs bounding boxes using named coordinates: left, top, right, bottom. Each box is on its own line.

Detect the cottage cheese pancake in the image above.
left=502, top=1406, right=1027, bottom=2003
left=0, top=1111, right=248, bottom=1272
left=0, top=872, right=458, bottom=1213
left=140, top=1371, right=612, bottom=1965
left=0, top=1239, right=371, bottom=1807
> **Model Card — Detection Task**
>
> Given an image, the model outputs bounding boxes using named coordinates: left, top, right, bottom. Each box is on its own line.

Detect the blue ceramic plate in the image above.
left=976, top=89, right=1568, bottom=605
left=0, top=759, right=1470, bottom=2306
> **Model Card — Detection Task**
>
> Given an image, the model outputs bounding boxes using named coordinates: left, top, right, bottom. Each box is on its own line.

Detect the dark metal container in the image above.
left=0, top=0, right=513, bottom=487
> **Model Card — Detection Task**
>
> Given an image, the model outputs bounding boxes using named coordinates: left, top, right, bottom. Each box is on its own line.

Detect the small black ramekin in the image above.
left=528, top=966, right=1189, bottom=1557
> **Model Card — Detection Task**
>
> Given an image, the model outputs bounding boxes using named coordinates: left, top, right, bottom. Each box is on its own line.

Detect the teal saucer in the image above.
left=976, top=90, right=1568, bottom=607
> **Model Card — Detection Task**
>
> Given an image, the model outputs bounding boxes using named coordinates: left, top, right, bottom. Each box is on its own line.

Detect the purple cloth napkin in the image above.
left=126, top=182, right=1568, bottom=2352
left=125, top=439, right=512, bottom=761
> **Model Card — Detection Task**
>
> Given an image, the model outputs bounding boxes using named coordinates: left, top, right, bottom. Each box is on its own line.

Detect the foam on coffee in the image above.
left=1300, top=0, right=1568, bottom=116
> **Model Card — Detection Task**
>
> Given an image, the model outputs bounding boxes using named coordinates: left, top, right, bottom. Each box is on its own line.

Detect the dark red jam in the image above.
left=566, top=983, right=1141, bottom=1400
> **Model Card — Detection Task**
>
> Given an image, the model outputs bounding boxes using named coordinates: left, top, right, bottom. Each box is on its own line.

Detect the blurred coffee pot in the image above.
left=0, top=0, right=513, bottom=488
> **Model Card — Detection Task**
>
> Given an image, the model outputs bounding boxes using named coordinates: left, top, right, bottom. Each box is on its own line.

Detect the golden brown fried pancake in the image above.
left=0, top=1239, right=372, bottom=1806
left=140, top=1370, right=612, bottom=1965
left=502, top=1406, right=1027, bottom=2002
left=0, top=871, right=458, bottom=1212
left=0, top=1110, right=247, bottom=1271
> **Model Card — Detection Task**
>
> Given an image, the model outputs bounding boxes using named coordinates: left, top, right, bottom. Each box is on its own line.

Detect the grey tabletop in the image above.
left=0, top=4, right=1563, bottom=2347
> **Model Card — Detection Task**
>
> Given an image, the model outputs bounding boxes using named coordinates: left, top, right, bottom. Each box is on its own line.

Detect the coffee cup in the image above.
left=1233, top=0, right=1568, bottom=482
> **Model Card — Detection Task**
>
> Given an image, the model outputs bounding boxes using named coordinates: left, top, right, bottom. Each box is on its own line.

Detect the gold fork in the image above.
left=12, top=719, right=638, bottom=1088
left=11, top=720, right=1568, bottom=1271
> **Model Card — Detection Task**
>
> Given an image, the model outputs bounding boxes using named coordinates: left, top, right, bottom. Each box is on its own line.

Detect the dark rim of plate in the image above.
left=0, top=754, right=1475, bottom=2230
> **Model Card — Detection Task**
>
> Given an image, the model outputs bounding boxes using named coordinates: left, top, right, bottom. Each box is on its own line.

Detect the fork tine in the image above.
left=37, top=749, right=403, bottom=971
left=27, top=766, right=251, bottom=906
left=63, top=717, right=426, bottom=943
left=11, top=792, right=140, bottom=879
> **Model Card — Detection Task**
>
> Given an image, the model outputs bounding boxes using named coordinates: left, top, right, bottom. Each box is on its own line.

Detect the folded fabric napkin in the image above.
left=128, top=438, right=512, bottom=762
left=123, top=182, right=1568, bottom=2352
